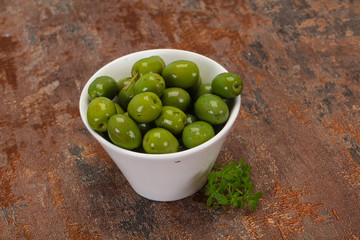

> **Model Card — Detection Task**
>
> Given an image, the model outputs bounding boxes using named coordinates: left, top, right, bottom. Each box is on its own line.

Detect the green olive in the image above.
left=185, top=113, right=197, bottom=126
left=151, top=56, right=165, bottom=67
left=211, top=72, right=243, bottom=99
left=131, top=55, right=165, bottom=77
left=161, top=87, right=191, bottom=112
left=194, top=83, right=212, bottom=100
left=187, top=75, right=202, bottom=95
left=155, top=106, right=187, bottom=135
left=118, top=83, right=135, bottom=110
left=161, top=60, right=199, bottom=89
left=87, top=97, right=117, bottom=132
left=142, top=128, right=179, bottom=154
left=137, top=121, right=155, bottom=135
left=116, top=77, right=132, bottom=90
left=114, top=102, right=125, bottom=114
left=107, top=114, right=142, bottom=150
left=134, top=72, right=166, bottom=97
left=88, top=76, right=118, bottom=100
left=127, top=92, right=162, bottom=123
left=182, top=121, right=215, bottom=149
left=194, top=93, right=229, bottom=125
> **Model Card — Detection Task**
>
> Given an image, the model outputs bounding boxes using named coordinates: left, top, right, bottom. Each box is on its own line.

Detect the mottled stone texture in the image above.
left=0, top=0, right=359, bottom=239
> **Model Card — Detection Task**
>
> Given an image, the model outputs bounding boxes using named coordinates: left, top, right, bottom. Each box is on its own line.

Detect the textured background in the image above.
left=1, top=0, right=359, bottom=239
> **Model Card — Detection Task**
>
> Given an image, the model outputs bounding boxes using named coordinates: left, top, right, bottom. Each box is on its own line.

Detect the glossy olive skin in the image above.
left=87, top=97, right=117, bottom=132
left=116, top=77, right=132, bottom=90
left=107, top=114, right=142, bottom=150
left=131, top=55, right=165, bottom=77
left=134, top=72, right=166, bottom=97
left=161, top=87, right=191, bottom=112
left=155, top=106, right=187, bottom=135
left=137, top=121, right=155, bottom=135
left=211, top=72, right=243, bottom=99
left=182, top=121, right=215, bottom=149
left=151, top=56, right=165, bottom=67
left=88, top=76, right=118, bottom=100
left=194, top=83, right=212, bottom=100
left=118, top=83, right=135, bottom=109
left=188, top=75, right=202, bottom=95
left=114, top=102, right=125, bottom=114
left=185, top=113, right=197, bottom=126
left=142, top=128, right=179, bottom=154
left=161, top=60, right=200, bottom=89
left=194, top=93, right=229, bottom=125
left=127, top=92, right=162, bottom=123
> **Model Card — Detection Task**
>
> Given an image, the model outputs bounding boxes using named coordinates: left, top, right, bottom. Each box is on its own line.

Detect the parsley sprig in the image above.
left=205, top=158, right=263, bottom=211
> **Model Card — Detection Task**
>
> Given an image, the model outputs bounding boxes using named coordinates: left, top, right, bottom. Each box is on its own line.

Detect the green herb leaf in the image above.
left=248, top=199, right=258, bottom=211
left=215, top=193, right=229, bottom=205
left=205, top=158, right=262, bottom=211
left=206, top=196, right=214, bottom=207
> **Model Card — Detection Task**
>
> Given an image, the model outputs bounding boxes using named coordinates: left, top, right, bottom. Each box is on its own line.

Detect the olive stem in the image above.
left=125, top=72, right=138, bottom=91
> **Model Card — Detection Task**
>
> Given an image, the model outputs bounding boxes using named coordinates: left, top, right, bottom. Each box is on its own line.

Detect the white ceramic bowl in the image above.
left=79, top=49, right=241, bottom=201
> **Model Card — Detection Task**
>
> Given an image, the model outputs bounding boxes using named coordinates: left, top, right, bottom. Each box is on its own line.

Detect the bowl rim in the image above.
left=79, top=48, right=241, bottom=161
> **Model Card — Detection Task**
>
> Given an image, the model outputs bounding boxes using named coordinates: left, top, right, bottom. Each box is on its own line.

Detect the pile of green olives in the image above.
left=87, top=55, right=243, bottom=154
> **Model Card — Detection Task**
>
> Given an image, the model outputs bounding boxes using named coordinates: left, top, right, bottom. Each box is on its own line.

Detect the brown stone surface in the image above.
left=1, top=0, right=359, bottom=239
